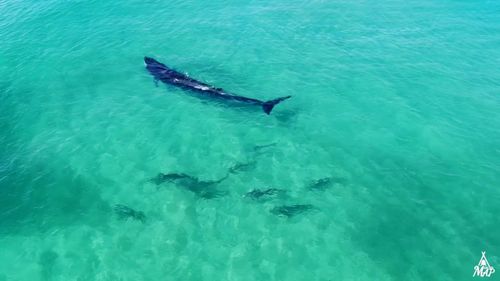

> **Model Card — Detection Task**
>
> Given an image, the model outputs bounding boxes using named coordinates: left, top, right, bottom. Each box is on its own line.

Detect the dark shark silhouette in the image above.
left=270, top=204, right=315, bottom=218
left=150, top=172, right=228, bottom=199
left=306, top=177, right=347, bottom=191
left=144, top=57, right=291, bottom=114
left=114, top=204, right=146, bottom=223
left=244, top=188, right=286, bottom=201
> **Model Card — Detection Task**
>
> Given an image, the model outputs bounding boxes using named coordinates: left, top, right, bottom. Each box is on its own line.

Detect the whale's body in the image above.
left=144, top=57, right=291, bottom=114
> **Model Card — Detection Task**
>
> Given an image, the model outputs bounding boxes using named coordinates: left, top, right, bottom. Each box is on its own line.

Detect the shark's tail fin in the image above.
left=262, top=95, right=292, bottom=115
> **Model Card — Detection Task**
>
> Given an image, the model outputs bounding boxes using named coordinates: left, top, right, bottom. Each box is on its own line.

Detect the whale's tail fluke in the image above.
left=262, top=96, right=292, bottom=115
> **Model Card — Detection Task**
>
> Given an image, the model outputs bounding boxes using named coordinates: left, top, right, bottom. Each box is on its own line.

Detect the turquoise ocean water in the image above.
left=1, top=0, right=499, bottom=280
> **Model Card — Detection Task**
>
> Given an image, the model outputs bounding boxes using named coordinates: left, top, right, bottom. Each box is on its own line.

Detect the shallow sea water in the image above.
left=1, top=0, right=499, bottom=280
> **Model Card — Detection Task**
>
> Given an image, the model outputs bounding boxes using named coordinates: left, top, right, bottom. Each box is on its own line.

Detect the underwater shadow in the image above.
left=0, top=161, right=112, bottom=236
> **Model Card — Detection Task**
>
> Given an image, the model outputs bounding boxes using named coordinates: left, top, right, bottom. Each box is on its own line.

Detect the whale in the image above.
left=144, top=57, right=291, bottom=114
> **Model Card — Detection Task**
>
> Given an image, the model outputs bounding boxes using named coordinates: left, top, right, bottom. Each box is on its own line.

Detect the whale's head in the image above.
left=144, top=56, right=170, bottom=79
left=144, top=56, right=160, bottom=66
